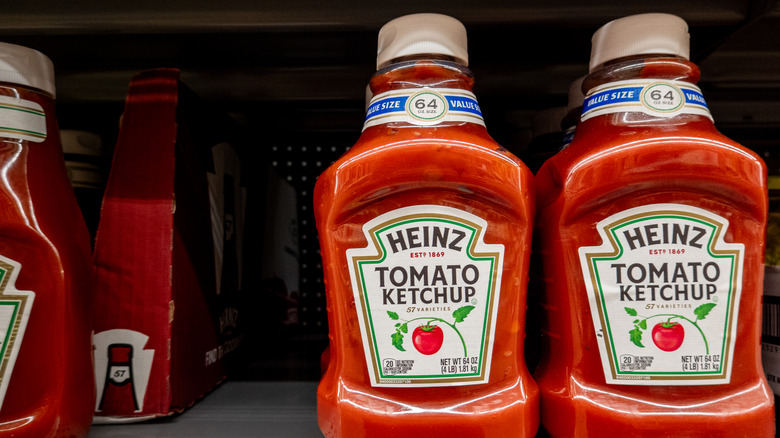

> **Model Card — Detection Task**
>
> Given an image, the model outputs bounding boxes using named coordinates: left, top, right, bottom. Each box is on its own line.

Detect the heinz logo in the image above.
left=620, top=222, right=707, bottom=250
left=384, top=225, right=467, bottom=254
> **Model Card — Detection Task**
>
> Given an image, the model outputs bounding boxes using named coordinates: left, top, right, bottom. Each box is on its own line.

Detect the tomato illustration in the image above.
left=412, top=325, right=444, bottom=355
left=652, top=321, right=685, bottom=352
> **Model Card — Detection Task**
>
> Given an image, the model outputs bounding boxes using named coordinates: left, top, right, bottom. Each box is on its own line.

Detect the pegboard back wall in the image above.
left=268, top=141, right=353, bottom=335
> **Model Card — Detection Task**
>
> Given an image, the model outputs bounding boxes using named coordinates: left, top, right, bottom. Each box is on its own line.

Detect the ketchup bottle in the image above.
left=315, top=13, right=538, bottom=438
left=0, top=42, right=95, bottom=436
left=534, top=13, right=775, bottom=437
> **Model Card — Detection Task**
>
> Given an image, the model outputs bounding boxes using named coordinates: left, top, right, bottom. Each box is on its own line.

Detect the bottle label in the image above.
left=579, top=204, right=743, bottom=385
left=581, top=79, right=712, bottom=122
left=347, top=205, right=503, bottom=387
left=0, top=257, right=34, bottom=411
left=363, top=88, right=485, bottom=131
left=0, top=96, right=47, bottom=143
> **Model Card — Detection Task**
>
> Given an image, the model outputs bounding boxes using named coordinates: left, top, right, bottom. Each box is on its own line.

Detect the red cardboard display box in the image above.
left=92, top=69, right=246, bottom=422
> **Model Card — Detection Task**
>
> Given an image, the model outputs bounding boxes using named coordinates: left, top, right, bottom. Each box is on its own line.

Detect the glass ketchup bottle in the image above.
left=534, top=13, right=775, bottom=437
left=315, top=13, right=539, bottom=438
left=0, top=42, right=95, bottom=436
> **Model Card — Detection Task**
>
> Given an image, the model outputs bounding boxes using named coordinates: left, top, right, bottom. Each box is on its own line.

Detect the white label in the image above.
left=347, top=205, right=503, bottom=387
left=0, top=96, right=47, bottom=143
left=363, top=88, right=485, bottom=131
left=579, top=204, right=743, bottom=385
left=581, top=79, right=712, bottom=122
left=0, top=257, right=34, bottom=411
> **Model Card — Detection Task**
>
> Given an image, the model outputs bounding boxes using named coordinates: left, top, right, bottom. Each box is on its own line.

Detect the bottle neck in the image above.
left=370, top=57, right=475, bottom=94
left=579, top=55, right=714, bottom=126
left=584, top=55, right=700, bottom=91
left=363, top=58, right=486, bottom=132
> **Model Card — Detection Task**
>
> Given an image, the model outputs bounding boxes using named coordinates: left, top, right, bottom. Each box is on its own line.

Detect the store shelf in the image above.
left=87, top=381, right=321, bottom=438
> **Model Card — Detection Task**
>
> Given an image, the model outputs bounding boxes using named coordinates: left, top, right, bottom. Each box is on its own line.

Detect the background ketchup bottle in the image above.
left=0, top=42, right=95, bottom=436
left=534, top=13, right=775, bottom=437
left=315, top=13, right=538, bottom=438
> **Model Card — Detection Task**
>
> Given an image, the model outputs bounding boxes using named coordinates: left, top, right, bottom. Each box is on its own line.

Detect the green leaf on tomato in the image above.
left=630, top=326, right=645, bottom=348
left=694, top=303, right=716, bottom=321
left=391, top=331, right=405, bottom=351
left=452, top=305, right=475, bottom=323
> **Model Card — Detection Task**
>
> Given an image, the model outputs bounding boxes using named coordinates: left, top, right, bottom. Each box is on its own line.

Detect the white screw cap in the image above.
left=376, top=13, right=468, bottom=70
left=0, top=42, right=56, bottom=97
left=589, top=13, right=690, bottom=72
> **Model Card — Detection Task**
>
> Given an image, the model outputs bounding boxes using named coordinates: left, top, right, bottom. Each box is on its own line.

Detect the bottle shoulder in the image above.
left=321, top=124, right=526, bottom=180
left=313, top=125, right=534, bottom=223
left=536, top=119, right=766, bottom=212
left=550, top=116, right=761, bottom=171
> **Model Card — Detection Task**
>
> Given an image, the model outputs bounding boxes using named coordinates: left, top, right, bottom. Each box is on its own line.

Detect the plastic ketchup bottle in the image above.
left=0, top=42, right=95, bottom=436
left=533, top=13, right=775, bottom=437
left=315, top=13, right=539, bottom=438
